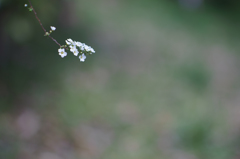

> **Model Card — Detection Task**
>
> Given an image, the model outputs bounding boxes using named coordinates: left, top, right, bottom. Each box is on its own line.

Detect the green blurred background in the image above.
left=1, top=0, right=240, bottom=159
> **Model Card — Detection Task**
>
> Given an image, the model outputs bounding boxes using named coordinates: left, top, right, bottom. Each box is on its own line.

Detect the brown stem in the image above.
left=28, top=0, right=63, bottom=48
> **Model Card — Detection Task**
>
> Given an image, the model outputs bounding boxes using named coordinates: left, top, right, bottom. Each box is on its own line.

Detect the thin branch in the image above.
left=28, top=0, right=63, bottom=48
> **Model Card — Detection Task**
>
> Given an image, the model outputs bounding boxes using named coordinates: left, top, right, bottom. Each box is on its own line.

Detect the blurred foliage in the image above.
left=1, top=0, right=240, bottom=159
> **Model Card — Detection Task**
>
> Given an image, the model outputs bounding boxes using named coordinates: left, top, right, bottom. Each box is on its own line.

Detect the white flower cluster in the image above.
left=24, top=3, right=96, bottom=63
left=58, top=38, right=95, bottom=62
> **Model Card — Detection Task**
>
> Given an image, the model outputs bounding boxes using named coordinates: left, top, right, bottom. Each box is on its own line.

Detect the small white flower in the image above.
left=81, top=43, right=88, bottom=51
left=75, top=41, right=83, bottom=47
left=70, top=47, right=79, bottom=56
left=78, top=46, right=84, bottom=51
left=79, top=45, right=85, bottom=51
left=70, top=47, right=75, bottom=52
left=24, top=4, right=28, bottom=7
left=58, top=48, right=67, bottom=58
left=84, top=45, right=95, bottom=53
left=79, top=53, right=86, bottom=62
left=85, top=45, right=91, bottom=52
left=50, top=26, right=56, bottom=31
left=66, top=39, right=74, bottom=45
left=91, top=48, right=95, bottom=53
left=69, top=45, right=76, bottom=49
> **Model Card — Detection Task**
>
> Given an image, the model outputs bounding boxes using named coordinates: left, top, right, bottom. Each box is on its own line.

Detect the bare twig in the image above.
left=28, top=0, right=62, bottom=48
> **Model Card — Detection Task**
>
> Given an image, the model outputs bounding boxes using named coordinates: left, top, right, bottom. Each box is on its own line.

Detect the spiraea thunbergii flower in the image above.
left=58, top=38, right=95, bottom=62
left=79, top=53, right=86, bottom=62
left=70, top=47, right=79, bottom=56
left=58, top=48, right=67, bottom=58
left=50, top=26, right=56, bottom=31
left=24, top=1, right=95, bottom=63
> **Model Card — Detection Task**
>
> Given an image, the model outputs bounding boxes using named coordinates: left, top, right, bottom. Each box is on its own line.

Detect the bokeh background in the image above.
left=1, top=0, right=240, bottom=159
